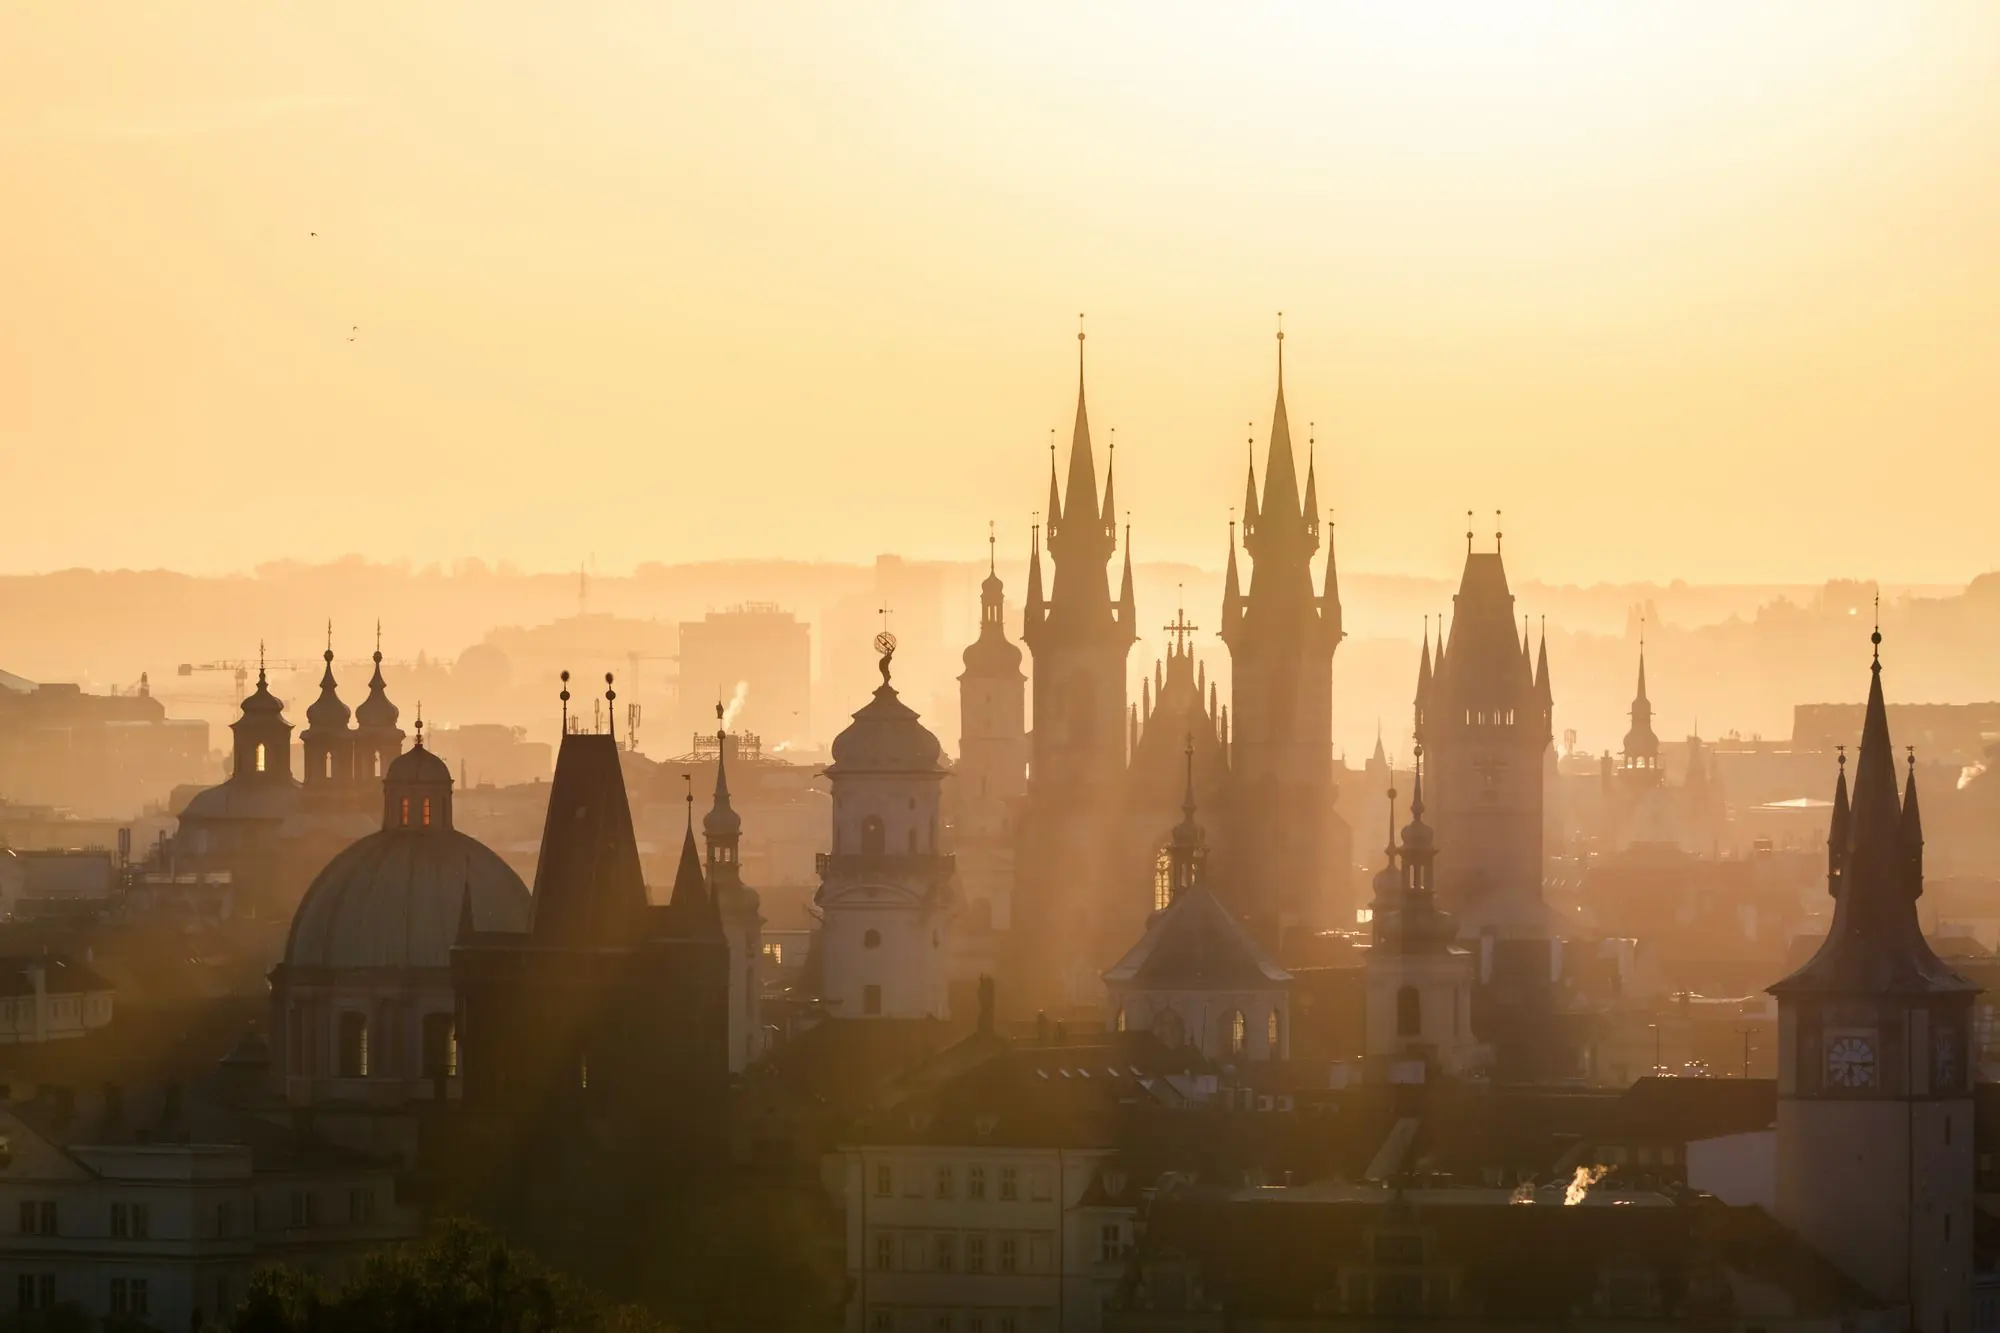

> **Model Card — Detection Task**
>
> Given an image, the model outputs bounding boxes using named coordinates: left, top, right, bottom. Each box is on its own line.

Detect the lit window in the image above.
left=1229, top=1010, right=1246, bottom=1056
left=323, top=753, right=333, bottom=779
left=400, top=796, right=411, bottom=826
left=254, top=743, right=267, bottom=773
left=338, top=1012, right=369, bottom=1078
left=422, top=796, right=432, bottom=826
left=1267, top=1009, right=1280, bottom=1051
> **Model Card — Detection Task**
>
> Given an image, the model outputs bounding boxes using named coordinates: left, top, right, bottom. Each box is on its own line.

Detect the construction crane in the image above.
left=177, top=658, right=315, bottom=699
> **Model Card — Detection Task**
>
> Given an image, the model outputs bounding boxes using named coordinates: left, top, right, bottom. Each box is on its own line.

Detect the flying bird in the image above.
left=347, top=325, right=358, bottom=341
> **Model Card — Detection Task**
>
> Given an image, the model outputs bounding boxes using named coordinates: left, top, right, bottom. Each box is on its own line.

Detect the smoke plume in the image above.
left=722, top=680, right=750, bottom=731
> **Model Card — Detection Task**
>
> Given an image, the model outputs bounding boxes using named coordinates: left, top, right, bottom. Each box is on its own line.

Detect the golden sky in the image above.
left=4, top=3, right=1997, bottom=583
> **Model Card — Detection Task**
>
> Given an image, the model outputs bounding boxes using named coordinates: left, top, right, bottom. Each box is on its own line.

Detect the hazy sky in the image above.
left=5, top=4, right=1998, bottom=583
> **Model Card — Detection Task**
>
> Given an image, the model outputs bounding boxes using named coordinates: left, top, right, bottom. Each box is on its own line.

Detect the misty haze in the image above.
left=2, top=5, right=1998, bottom=1332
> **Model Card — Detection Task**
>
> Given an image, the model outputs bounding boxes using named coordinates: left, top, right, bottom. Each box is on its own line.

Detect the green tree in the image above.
left=227, top=1219, right=673, bottom=1333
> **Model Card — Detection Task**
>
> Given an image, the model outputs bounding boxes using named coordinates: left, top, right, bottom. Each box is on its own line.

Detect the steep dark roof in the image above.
left=1772, top=640, right=1976, bottom=998
left=1103, top=886, right=1291, bottom=990
left=528, top=732, right=648, bottom=945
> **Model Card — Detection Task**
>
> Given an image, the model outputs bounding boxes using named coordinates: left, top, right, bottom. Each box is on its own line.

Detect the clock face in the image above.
left=1825, top=1034, right=1878, bottom=1089
left=1933, top=1029, right=1961, bottom=1092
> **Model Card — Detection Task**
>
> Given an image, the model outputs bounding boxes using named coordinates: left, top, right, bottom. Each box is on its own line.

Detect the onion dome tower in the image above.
left=701, top=716, right=765, bottom=1071
left=301, top=624, right=357, bottom=800
left=353, top=624, right=405, bottom=784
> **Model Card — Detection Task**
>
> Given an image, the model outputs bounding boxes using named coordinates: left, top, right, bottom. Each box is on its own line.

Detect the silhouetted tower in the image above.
left=1014, top=325, right=1137, bottom=1009
left=957, top=529, right=1028, bottom=933
left=703, top=718, right=765, bottom=1072
left=1414, top=529, right=1551, bottom=924
left=1218, top=326, right=1344, bottom=949
left=1771, top=631, right=1977, bottom=1332
left=353, top=626, right=405, bottom=784
left=231, top=653, right=295, bottom=786
left=301, top=625, right=357, bottom=801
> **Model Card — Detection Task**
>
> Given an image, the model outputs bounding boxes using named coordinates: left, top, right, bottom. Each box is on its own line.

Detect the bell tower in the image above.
left=956, top=527, right=1027, bottom=930
left=1217, top=324, right=1345, bottom=950
left=1012, top=323, right=1137, bottom=1010
left=1771, top=630, right=1976, bottom=1333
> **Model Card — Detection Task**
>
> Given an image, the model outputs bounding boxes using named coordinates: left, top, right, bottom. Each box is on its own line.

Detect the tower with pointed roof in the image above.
left=1362, top=749, right=1482, bottom=1079
left=447, top=675, right=729, bottom=1230
left=1770, top=632, right=1976, bottom=1332
left=1609, top=639, right=1671, bottom=846
left=1414, top=535, right=1553, bottom=929
left=703, top=716, right=765, bottom=1072
left=1123, top=604, right=1227, bottom=933
left=815, top=644, right=955, bottom=1019
left=956, top=529, right=1028, bottom=934
left=1217, top=327, right=1346, bottom=950
left=1014, top=326, right=1137, bottom=1009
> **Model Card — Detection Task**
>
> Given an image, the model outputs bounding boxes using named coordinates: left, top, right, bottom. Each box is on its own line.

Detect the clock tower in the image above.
left=1769, top=630, right=1977, bottom=1333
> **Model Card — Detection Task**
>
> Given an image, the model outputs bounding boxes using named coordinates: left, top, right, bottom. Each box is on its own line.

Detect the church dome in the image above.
left=829, top=681, right=943, bottom=775
left=283, top=829, right=529, bottom=970
left=386, top=741, right=450, bottom=787
left=239, top=669, right=285, bottom=717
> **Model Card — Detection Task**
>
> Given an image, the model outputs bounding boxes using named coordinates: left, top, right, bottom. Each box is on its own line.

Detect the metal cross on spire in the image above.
left=1163, top=596, right=1200, bottom=656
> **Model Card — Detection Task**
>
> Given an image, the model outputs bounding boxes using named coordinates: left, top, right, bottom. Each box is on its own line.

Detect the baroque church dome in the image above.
left=828, top=665, right=943, bottom=775
left=283, top=729, right=528, bottom=971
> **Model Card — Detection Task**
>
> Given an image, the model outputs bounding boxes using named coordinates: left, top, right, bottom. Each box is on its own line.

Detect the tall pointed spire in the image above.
left=1025, top=524, right=1044, bottom=620
left=1899, top=747, right=1924, bottom=901
left=1241, top=434, right=1259, bottom=538
left=1257, top=321, right=1303, bottom=535
left=1826, top=747, right=1850, bottom=900
left=1060, top=316, right=1101, bottom=536
left=1414, top=619, right=1434, bottom=733
left=1044, top=433, right=1063, bottom=539
left=1301, top=428, right=1319, bottom=533
left=1221, top=523, right=1242, bottom=633
left=1535, top=618, right=1553, bottom=707
left=1771, top=629, right=1972, bottom=998
left=1117, top=526, right=1134, bottom=626
left=1100, top=428, right=1118, bottom=548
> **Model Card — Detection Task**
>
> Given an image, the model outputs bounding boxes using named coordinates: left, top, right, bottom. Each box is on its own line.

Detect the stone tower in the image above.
left=815, top=644, right=955, bottom=1019
left=1218, top=330, right=1344, bottom=952
left=1013, top=328, right=1136, bottom=1010
left=956, top=531, right=1027, bottom=931
left=1414, top=537, right=1552, bottom=928
left=1770, top=632, right=1976, bottom=1333
left=352, top=628, right=405, bottom=785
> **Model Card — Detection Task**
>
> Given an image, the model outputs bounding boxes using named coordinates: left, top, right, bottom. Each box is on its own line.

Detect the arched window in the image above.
left=421, top=797, right=432, bottom=827
left=1115, top=1007, right=1127, bottom=1033
left=254, top=743, right=267, bottom=773
left=863, top=929, right=882, bottom=949
left=400, top=796, right=411, bottom=827
left=1229, top=1010, right=1246, bottom=1056
left=337, top=1012, right=369, bottom=1078
left=323, top=753, right=333, bottom=779
left=578, top=1052, right=590, bottom=1090
left=1267, top=1008, right=1280, bottom=1052
left=372, top=752, right=383, bottom=779
left=1397, top=986, right=1422, bottom=1038
left=1153, top=846, right=1173, bottom=912
left=861, top=815, right=886, bottom=857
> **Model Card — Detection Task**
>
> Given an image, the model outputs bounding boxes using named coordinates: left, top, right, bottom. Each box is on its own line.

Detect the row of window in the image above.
left=15, top=1276, right=152, bottom=1318
left=289, top=1006, right=457, bottom=1080
left=873, top=1163, right=1053, bottom=1202
left=872, top=1230, right=1055, bottom=1275
left=17, top=1189, right=374, bottom=1237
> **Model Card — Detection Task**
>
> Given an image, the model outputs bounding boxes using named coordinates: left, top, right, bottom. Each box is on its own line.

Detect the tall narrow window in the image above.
left=337, top=1012, right=368, bottom=1078
left=422, top=1013, right=457, bottom=1079
left=254, top=743, right=267, bottom=773
left=373, top=752, right=383, bottom=779
left=323, top=753, right=333, bottom=779
left=400, top=796, right=411, bottom=826
left=1397, top=986, right=1422, bottom=1038
left=1267, top=1009, right=1281, bottom=1052
left=421, top=796, right=432, bottom=826
left=1229, top=1010, right=1246, bottom=1056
